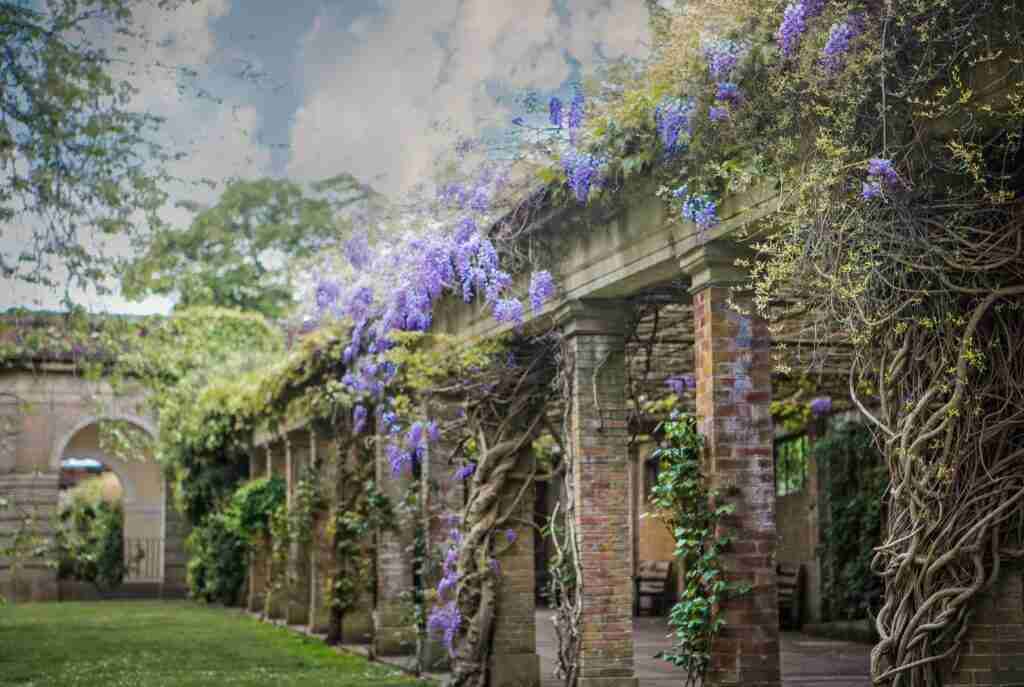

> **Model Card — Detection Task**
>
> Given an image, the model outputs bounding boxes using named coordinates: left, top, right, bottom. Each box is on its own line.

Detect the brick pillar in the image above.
left=489, top=445, right=540, bottom=687
left=248, top=448, right=269, bottom=613
left=266, top=439, right=288, bottom=620
left=286, top=433, right=311, bottom=626
left=374, top=432, right=415, bottom=656
left=558, top=299, right=638, bottom=687
left=945, top=566, right=1024, bottom=686
left=684, top=242, right=781, bottom=687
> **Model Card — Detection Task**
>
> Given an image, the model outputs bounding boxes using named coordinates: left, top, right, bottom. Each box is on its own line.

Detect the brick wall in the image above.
left=944, top=566, right=1024, bottom=686
left=693, top=286, right=780, bottom=687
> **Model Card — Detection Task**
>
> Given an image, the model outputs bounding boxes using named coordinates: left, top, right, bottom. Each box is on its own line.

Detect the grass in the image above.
left=0, top=601, right=430, bottom=687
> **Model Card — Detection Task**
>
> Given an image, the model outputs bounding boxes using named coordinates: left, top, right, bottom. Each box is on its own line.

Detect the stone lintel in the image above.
left=555, top=299, right=629, bottom=338
left=679, top=240, right=753, bottom=294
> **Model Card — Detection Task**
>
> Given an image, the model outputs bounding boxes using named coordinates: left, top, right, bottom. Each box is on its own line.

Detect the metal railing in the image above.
left=124, top=537, right=163, bottom=582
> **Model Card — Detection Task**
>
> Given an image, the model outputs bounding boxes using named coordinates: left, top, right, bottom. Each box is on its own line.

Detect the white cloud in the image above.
left=286, top=0, right=649, bottom=195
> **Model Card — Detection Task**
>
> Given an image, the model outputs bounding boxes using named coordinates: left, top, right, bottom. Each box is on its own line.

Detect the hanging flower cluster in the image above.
left=655, top=96, right=694, bottom=156
left=528, top=270, right=556, bottom=313
left=549, top=97, right=563, bottom=128
left=561, top=149, right=606, bottom=204
left=428, top=526, right=463, bottom=654
left=861, top=157, right=904, bottom=200
left=673, top=186, right=720, bottom=233
left=776, top=0, right=827, bottom=58
left=821, top=14, right=864, bottom=75
left=702, top=38, right=748, bottom=80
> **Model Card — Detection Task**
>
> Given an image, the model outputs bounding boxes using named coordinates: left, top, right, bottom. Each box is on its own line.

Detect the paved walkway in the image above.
left=534, top=609, right=871, bottom=686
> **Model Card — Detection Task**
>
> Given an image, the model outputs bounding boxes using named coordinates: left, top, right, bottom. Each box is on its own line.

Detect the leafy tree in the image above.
left=123, top=176, right=374, bottom=318
left=0, top=0, right=178, bottom=293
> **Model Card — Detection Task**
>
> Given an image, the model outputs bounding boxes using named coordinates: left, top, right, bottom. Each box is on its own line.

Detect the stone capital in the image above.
left=554, top=299, right=630, bottom=338
left=678, top=240, right=752, bottom=294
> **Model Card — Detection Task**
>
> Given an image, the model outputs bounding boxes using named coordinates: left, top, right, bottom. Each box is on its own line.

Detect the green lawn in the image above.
left=0, top=601, right=429, bottom=687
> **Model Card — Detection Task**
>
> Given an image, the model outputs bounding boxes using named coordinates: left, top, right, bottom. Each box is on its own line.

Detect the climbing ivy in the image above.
left=814, top=422, right=887, bottom=622
left=648, top=412, right=748, bottom=687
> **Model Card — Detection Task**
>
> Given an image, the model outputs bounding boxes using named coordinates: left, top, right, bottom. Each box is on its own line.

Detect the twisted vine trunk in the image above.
left=551, top=344, right=582, bottom=687
left=868, top=289, right=1024, bottom=686
left=448, top=410, right=544, bottom=687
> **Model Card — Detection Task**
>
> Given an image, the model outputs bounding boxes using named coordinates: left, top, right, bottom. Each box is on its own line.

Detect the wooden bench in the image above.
left=777, top=561, right=805, bottom=629
left=634, top=560, right=672, bottom=616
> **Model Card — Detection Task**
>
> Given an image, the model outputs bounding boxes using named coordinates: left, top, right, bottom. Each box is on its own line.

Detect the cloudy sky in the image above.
left=3, top=0, right=650, bottom=314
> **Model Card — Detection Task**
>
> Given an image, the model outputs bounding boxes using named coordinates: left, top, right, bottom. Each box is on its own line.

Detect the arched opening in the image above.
left=56, top=420, right=166, bottom=590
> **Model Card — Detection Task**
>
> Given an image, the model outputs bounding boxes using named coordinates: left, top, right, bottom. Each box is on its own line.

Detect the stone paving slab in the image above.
left=535, top=609, right=871, bottom=687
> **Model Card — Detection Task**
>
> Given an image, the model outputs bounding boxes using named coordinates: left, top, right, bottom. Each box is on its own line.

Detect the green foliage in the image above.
left=648, top=412, right=746, bottom=687
left=56, top=483, right=126, bottom=591
left=186, top=476, right=286, bottom=605
left=0, top=0, right=175, bottom=293
left=231, top=476, right=287, bottom=541
left=815, top=422, right=887, bottom=622
left=123, top=178, right=369, bottom=318
left=186, top=510, right=248, bottom=606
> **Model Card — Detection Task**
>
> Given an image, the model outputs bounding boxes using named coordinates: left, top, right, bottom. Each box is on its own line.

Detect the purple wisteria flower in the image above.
left=427, top=601, right=462, bottom=655
left=861, top=157, right=904, bottom=200
left=505, top=529, right=518, bottom=544
left=454, top=463, right=476, bottom=481
left=387, top=443, right=411, bottom=476
left=353, top=405, right=368, bottom=434
left=528, top=270, right=556, bottom=313
left=709, top=106, right=730, bottom=123
left=821, top=14, right=864, bottom=74
left=777, top=0, right=827, bottom=58
left=568, top=90, right=585, bottom=132
left=315, top=279, right=340, bottom=311
left=549, top=97, right=563, bottom=128
left=810, top=396, right=833, bottom=417
left=674, top=187, right=720, bottom=232
left=666, top=374, right=696, bottom=395
left=493, top=298, right=524, bottom=326
left=703, top=38, right=747, bottom=80
left=654, top=96, right=694, bottom=156
left=715, top=82, right=744, bottom=107
left=344, top=230, right=372, bottom=270
left=562, top=149, right=605, bottom=203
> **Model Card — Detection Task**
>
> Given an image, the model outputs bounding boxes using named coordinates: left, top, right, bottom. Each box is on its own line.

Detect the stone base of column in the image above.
left=342, top=604, right=373, bottom=644
left=489, top=652, right=542, bottom=687
left=373, top=602, right=415, bottom=655
left=286, top=544, right=310, bottom=626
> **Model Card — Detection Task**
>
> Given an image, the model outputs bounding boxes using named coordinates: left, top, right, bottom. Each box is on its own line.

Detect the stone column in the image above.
left=683, top=243, right=781, bottom=687
left=558, top=299, right=638, bottom=687
left=944, top=566, right=1024, bottom=687
left=420, top=403, right=465, bottom=669
left=266, top=439, right=289, bottom=620
left=309, top=434, right=334, bottom=634
left=488, top=445, right=541, bottom=687
left=248, top=448, right=269, bottom=613
left=374, top=431, right=415, bottom=656
left=286, top=433, right=311, bottom=626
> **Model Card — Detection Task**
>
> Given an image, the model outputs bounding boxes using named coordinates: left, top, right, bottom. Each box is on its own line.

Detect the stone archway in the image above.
left=55, top=417, right=168, bottom=588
